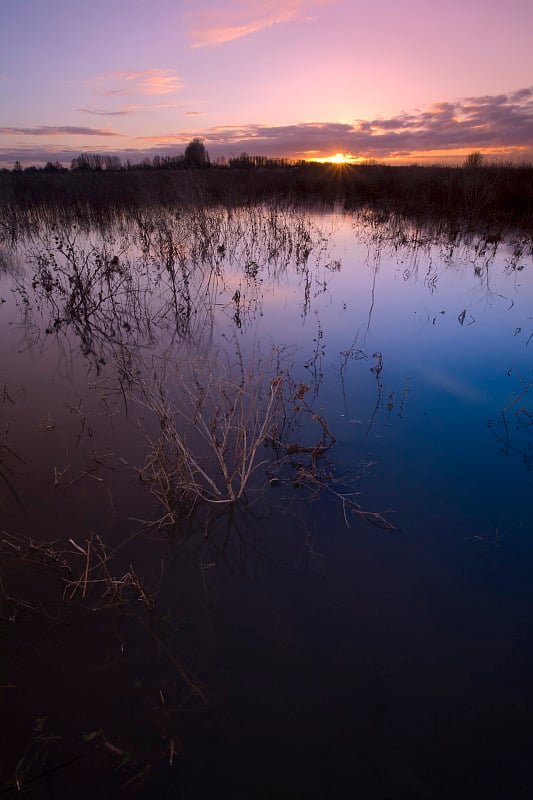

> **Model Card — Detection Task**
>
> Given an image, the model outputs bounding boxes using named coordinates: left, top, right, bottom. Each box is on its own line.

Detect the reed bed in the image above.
left=1, top=162, right=533, bottom=236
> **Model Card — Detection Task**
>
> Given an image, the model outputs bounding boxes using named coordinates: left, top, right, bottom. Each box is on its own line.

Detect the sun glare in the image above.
left=312, top=153, right=357, bottom=165
left=328, top=153, right=350, bottom=164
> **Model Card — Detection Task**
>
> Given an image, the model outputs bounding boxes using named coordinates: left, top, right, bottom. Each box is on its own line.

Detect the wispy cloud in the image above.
left=80, top=103, right=178, bottom=117
left=0, top=126, right=122, bottom=137
left=189, top=0, right=335, bottom=47
left=94, top=69, right=182, bottom=96
left=184, top=111, right=202, bottom=116
left=79, top=109, right=133, bottom=117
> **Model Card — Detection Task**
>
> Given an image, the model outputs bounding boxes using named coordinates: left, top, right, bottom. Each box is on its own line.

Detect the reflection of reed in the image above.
left=488, top=370, right=533, bottom=473
left=367, top=352, right=384, bottom=435
left=12, top=205, right=337, bottom=372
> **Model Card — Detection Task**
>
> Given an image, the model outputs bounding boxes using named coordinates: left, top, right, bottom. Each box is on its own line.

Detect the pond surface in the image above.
left=1, top=206, right=533, bottom=799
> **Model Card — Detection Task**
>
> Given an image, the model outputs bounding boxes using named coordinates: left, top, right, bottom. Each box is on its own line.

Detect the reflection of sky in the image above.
left=242, top=217, right=533, bottom=380
left=205, top=214, right=533, bottom=547
left=3, top=211, right=533, bottom=549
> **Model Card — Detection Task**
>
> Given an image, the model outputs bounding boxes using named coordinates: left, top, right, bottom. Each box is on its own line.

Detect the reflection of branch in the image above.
left=367, top=352, right=384, bottom=434
left=137, top=615, right=207, bottom=703
left=303, top=312, right=325, bottom=398
left=501, top=371, right=533, bottom=414
left=487, top=371, right=533, bottom=471
left=364, top=261, right=378, bottom=342
left=0, top=424, right=26, bottom=511
left=0, top=463, right=24, bottom=511
left=2, top=383, right=16, bottom=407
left=338, top=336, right=367, bottom=417
left=398, top=379, right=411, bottom=419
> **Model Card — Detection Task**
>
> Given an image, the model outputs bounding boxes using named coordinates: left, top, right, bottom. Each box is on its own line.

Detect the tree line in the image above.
left=7, top=138, right=310, bottom=174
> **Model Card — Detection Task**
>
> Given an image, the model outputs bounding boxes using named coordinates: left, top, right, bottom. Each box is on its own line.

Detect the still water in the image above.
left=1, top=206, right=532, bottom=799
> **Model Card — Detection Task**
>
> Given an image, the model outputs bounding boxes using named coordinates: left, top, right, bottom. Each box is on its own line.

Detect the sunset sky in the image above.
left=1, top=0, right=532, bottom=167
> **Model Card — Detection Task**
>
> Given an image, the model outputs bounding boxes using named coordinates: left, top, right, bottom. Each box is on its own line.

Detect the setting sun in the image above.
left=328, top=153, right=350, bottom=164
left=313, top=153, right=355, bottom=165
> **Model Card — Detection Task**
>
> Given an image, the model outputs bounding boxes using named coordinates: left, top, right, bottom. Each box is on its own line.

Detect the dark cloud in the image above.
left=510, top=88, right=532, bottom=102
left=136, top=87, right=533, bottom=161
left=1, top=88, right=532, bottom=167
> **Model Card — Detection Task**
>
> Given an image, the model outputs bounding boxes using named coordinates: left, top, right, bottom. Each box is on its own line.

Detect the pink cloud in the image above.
left=189, top=0, right=335, bottom=47
left=80, top=103, right=178, bottom=116
left=94, top=69, right=182, bottom=96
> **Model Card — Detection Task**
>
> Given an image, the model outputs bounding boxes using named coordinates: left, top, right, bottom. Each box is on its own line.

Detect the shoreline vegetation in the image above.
left=1, top=160, right=533, bottom=233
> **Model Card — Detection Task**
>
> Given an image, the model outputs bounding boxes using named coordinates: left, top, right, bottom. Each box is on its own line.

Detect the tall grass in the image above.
left=1, top=162, right=533, bottom=234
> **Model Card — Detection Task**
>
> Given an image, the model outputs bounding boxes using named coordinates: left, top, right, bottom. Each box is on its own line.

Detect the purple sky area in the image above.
left=1, top=0, right=532, bottom=167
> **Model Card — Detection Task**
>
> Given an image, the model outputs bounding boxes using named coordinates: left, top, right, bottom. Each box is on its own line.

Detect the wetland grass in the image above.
left=2, top=161, right=533, bottom=236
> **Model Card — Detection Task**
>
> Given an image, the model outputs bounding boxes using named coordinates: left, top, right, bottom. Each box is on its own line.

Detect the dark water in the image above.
left=1, top=207, right=532, bottom=799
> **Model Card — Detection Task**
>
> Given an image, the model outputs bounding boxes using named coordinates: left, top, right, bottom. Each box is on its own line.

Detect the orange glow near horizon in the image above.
left=311, top=152, right=359, bottom=165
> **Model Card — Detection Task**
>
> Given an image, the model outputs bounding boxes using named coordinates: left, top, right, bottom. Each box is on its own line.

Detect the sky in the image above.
left=1, top=0, right=533, bottom=167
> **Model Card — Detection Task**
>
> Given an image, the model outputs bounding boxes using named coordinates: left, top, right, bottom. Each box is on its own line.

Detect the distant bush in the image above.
left=464, top=151, right=484, bottom=169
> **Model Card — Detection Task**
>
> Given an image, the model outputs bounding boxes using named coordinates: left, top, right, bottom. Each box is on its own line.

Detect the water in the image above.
left=1, top=207, right=532, bottom=799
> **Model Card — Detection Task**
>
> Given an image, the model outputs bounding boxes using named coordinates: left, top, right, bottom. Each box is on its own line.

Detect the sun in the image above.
left=311, top=153, right=355, bottom=165
left=327, top=153, right=351, bottom=164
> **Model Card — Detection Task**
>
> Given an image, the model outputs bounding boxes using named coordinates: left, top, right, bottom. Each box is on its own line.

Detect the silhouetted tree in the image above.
left=464, top=151, right=484, bottom=168
left=43, top=161, right=64, bottom=172
left=70, top=153, right=105, bottom=171
left=184, top=138, right=210, bottom=168
left=103, top=155, right=121, bottom=171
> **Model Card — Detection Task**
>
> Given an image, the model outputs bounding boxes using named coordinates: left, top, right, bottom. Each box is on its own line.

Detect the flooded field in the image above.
left=1, top=204, right=533, bottom=799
